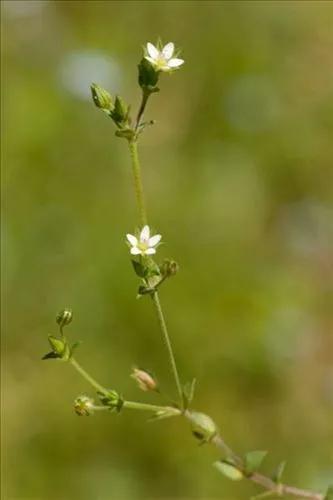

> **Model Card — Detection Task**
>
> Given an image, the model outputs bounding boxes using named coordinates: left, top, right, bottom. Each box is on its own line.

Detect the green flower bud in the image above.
left=110, top=95, right=130, bottom=128
left=91, top=83, right=113, bottom=112
left=138, top=58, right=159, bottom=91
left=190, top=411, right=217, bottom=442
left=160, top=259, right=179, bottom=278
left=74, top=395, right=95, bottom=416
left=56, top=309, right=73, bottom=328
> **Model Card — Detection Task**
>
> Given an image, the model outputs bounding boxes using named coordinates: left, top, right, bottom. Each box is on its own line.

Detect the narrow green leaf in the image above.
left=149, top=409, right=178, bottom=421
left=48, top=335, right=66, bottom=355
left=115, top=128, right=135, bottom=140
left=71, top=341, right=81, bottom=355
left=244, top=450, right=267, bottom=475
left=272, top=461, right=286, bottom=483
left=137, top=285, right=154, bottom=297
left=42, top=351, right=60, bottom=360
left=182, top=378, right=196, bottom=409
left=214, top=460, right=243, bottom=481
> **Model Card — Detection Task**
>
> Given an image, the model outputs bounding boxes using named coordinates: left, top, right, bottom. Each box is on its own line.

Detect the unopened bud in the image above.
left=110, top=95, right=130, bottom=127
left=91, top=83, right=113, bottom=112
left=190, top=411, right=217, bottom=442
left=74, top=395, right=95, bottom=416
left=131, top=367, right=158, bottom=392
left=160, top=259, right=179, bottom=278
left=56, top=309, right=73, bottom=328
left=138, top=58, right=159, bottom=91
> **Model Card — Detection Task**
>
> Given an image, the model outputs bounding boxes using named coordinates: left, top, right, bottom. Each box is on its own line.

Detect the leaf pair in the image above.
left=42, top=336, right=80, bottom=362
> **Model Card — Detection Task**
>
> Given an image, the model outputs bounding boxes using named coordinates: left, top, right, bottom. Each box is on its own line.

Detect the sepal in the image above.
left=138, top=58, right=159, bottom=91
left=98, top=390, right=124, bottom=412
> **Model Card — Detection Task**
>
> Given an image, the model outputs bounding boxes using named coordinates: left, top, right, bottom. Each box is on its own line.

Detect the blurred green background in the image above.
left=2, top=1, right=333, bottom=498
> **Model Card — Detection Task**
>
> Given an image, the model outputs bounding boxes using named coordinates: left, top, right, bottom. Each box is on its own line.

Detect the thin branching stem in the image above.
left=128, top=135, right=183, bottom=408
left=63, top=66, right=327, bottom=500
left=125, top=107, right=325, bottom=499
left=124, top=400, right=180, bottom=415
left=70, top=358, right=109, bottom=395
left=151, top=290, right=183, bottom=407
left=70, top=357, right=180, bottom=415
left=69, top=354, right=323, bottom=499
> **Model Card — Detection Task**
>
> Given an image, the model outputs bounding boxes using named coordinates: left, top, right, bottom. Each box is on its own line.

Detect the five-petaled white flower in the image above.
left=126, top=225, right=162, bottom=256
left=145, top=42, right=184, bottom=72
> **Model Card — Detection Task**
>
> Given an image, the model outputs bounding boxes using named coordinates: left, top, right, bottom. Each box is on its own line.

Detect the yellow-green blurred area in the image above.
left=2, top=0, right=333, bottom=498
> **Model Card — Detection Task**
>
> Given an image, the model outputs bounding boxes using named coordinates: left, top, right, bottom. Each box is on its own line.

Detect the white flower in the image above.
left=145, top=42, right=184, bottom=72
left=126, top=225, right=162, bottom=256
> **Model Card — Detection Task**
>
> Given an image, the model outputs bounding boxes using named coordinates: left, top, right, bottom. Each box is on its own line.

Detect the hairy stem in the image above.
left=128, top=140, right=147, bottom=227
left=151, top=290, right=183, bottom=407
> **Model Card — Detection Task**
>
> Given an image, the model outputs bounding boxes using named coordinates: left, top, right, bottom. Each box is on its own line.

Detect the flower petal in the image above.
left=148, top=234, right=162, bottom=247
left=146, top=42, right=159, bottom=60
left=168, top=58, right=184, bottom=68
left=140, top=225, right=150, bottom=241
left=159, top=66, right=172, bottom=73
left=145, top=248, right=156, bottom=255
left=126, top=234, right=138, bottom=246
left=130, top=247, right=141, bottom=255
left=162, top=42, right=174, bottom=60
left=144, top=56, right=157, bottom=65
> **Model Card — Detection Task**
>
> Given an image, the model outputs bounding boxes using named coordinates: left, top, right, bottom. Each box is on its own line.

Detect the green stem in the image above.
left=135, top=90, right=150, bottom=131
left=70, top=358, right=109, bottom=395
left=151, top=291, right=183, bottom=407
left=129, top=99, right=183, bottom=407
left=128, top=140, right=147, bottom=227
left=123, top=400, right=180, bottom=414
left=69, top=352, right=323, bottom=499
left=91, top=405, right=111, bottom=411
left=70, top=357, right=180, bottom=415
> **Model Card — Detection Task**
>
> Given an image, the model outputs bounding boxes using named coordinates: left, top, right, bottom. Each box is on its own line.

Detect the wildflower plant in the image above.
left=43, top=42, right=330, bottom=500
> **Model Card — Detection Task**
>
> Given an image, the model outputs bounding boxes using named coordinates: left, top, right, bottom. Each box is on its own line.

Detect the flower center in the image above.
left=156, top=54, right=168, bottom=68
left=138, top=241, right=149, bottom=251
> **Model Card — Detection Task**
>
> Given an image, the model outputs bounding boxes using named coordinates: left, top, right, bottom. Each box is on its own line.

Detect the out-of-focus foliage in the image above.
left=2, top=1, right=333, bottom=498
